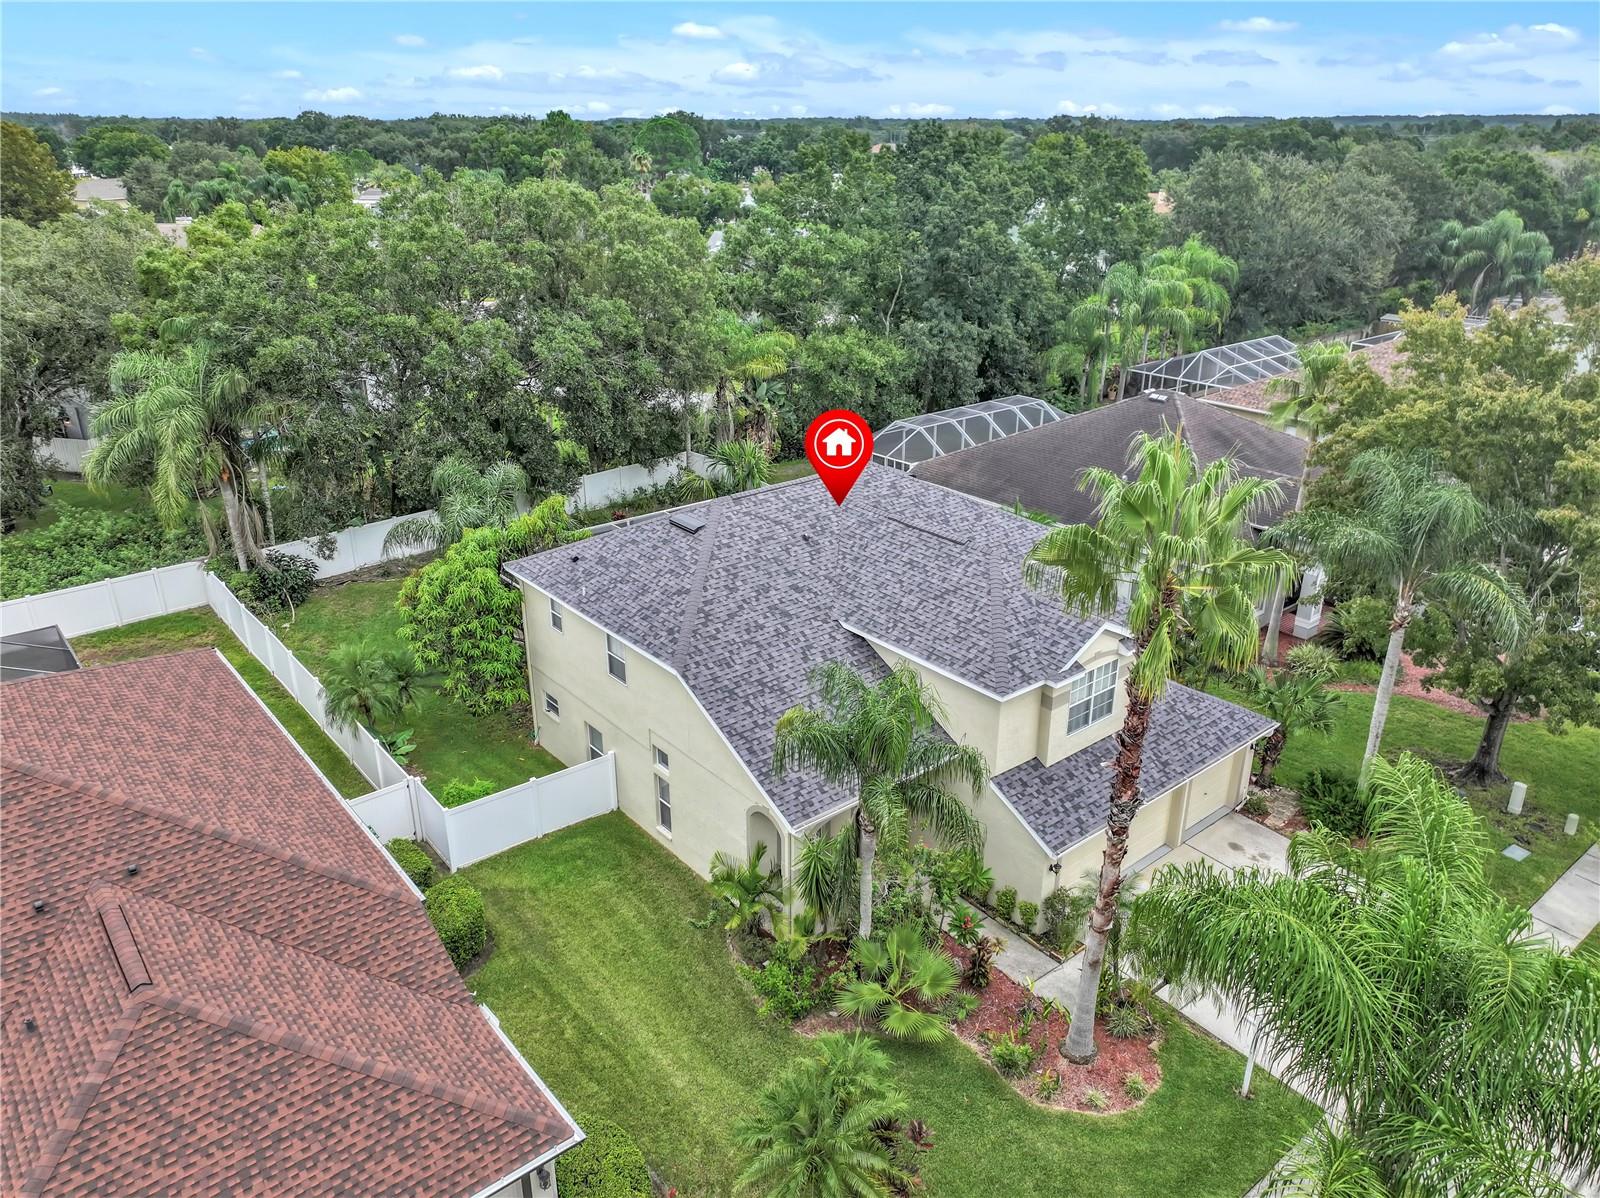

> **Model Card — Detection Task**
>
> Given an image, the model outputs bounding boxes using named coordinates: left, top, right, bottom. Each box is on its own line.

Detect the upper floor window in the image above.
left=606, top=634, right=627, bottom=683
left=1066, top=660, right=1118, bottom=733
left=550, top=598, right=563, bottom=632
left=653, top=745, right=670, bottom=772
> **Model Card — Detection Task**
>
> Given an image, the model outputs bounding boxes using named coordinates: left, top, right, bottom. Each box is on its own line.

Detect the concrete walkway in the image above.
left=1529, top=844, right=1600, bottom=950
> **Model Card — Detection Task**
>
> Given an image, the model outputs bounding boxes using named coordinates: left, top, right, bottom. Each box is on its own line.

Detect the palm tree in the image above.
left=709, top=316, right=796, bottom=441
left=772, top=663, right=988, bottom=940
left=1268, top=450, right=1528, bottom=782
left=1238, top=665, right=1339, bottom=787
left=628, top=150, right=652, bottom=194
left=735, top=1032, right=916, bottom=1198
left=1145, top=236, right=1238, bottom=352
left=1131, top=753, right=1600, bottom=1197
left=711, top=438, right=773, bottom=492
left=382, top=456, right=528, bottom=555
left=1260, top=340, right=1350, bottom=664
left=87, top=342, right=267, bottom=571
left=1024, top=430, right=1291, bottom=1062
left=710, top=842, right=787, bottom=933
left=1439, top=209, right=1554, bottom=315
left=322, top=639, right=422, bottom=732
left=838, top=923, right=961, bottom=1042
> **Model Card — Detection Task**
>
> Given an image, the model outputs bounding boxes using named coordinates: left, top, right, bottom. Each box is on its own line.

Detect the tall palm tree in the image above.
left=1268, top=450, right=1528, bottom=782
left=382, top=455, right=528, bottom=555
left=735, top=1032, right=916, bottom=1198
left=1259, top=339, right=1350, bottom=664
left=1145, top=236, right=1238, bottom=353
left=1024, top=430, right=1291, bottom=1062
left=709, top=315, right=796, bottom=441
left=1439, top=209, right=1554, bottom=315
left=628, top=150, right=652, bottom=194
left=1132, top=753, right=1600, bottom=1197
left=773, top=663, right=988, bottom=940
left=87, top=342, right=267, bottom=571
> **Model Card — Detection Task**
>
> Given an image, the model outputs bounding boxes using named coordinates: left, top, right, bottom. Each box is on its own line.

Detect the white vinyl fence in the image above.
left=1, top=562, right=208, bottom=638
left=569, top=451, right=712, bottom=513
left=47, top=437, right=97, bottom=475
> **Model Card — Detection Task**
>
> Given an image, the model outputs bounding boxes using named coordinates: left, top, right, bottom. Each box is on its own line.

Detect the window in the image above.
left=606, top=634, right=627, bottom=683
left=1066, top=661, right=1118, bottom=733
left=653, top=745, right=670, bottom=772
left=655, top=774, right=672, bottom=833
left=549, top=598, right=563, bottom=632
left=543, top=692, right=560, bottom=719
left=586, top=724, right=604, bottom=761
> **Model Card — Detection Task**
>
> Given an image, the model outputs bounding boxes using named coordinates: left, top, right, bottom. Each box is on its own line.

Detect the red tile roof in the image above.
left=1197, top=337, right=1407, bottom=414
left=2, top=650, right=578, bottom=1197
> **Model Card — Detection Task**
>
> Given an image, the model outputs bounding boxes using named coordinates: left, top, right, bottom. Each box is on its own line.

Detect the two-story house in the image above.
left=505, top=468, right=1273, bottom=913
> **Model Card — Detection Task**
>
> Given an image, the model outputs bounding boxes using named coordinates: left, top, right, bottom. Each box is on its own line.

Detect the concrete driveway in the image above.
left=1181, top=812, right=1292, bottom=876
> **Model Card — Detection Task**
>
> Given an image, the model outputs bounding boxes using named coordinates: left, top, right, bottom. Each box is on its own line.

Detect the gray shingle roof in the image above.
left=507, top=468, right=1268, bottom=843
left=994, top=683, right=1274, bottom=856
left=911, top=394, right=1307, bottom=528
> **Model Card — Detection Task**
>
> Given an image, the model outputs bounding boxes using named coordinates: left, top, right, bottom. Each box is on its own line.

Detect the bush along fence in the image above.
left=202, top=572, right=618, bottom=870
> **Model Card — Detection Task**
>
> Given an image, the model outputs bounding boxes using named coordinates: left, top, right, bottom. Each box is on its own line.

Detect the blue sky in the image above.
left=5, top=3, right=1597, bottom=121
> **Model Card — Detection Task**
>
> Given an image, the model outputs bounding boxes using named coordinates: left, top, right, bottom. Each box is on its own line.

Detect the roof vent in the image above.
left=126, top=864, right=140, bottom=876
left=669, top=512, right=707, bottom=535
left=31, top=899, right=45, bottom=914
left=1147, top=391, right=1169, bottom=403
left=22, top=1017, right=36, bottom=1033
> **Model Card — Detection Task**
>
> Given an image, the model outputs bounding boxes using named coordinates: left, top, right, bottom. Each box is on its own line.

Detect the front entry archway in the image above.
left=747, top=808, right=781, bottom=874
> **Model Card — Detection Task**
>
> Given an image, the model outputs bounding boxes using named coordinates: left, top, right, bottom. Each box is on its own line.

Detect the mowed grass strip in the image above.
left=467, top=813, right=1314, bottom=1198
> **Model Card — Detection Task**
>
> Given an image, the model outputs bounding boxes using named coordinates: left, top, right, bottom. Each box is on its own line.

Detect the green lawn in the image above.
left=468, top=813, right=1315, bottom=1198
left=15, top=478, right=150, bottom=531
left=271, top=577, right=566, bottom=796
left=72, top=610, right=371, bottom=798
left=770, top=457, right=817, bottom=483
left=1256, top=688, right=1600, bottom=912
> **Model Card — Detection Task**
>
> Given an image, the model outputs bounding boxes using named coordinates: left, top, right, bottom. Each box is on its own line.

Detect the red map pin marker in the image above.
left=805, top=409, right=873, bottom=505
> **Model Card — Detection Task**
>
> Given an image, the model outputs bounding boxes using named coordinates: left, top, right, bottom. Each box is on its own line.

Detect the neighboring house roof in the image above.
left=995, top=683, right=1273, bottom=855
left=72, top=177, right=127, bottom=205
left=912, top=393, right=1308, bottom=528
left=1, top=650, right=578, bottom=1197
left=509, top=468, right=1266, bottom=841
left=1199, top=337, right=1407, bottom=415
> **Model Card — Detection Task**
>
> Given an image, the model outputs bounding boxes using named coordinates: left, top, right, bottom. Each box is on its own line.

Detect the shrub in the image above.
left=1242, top=791, right=1270, bottom=818
left=1040, top=887, right=1078, bottom=951
left=1124, top=1073, right=1151, bottom=1101
left=1036, top=1069, right=1061, bottom=1101
left=555, top=1112, right=651, bottom=1198
left=1299, top=767, right=1368, bottom=838
left=1016, top=900, right=1039, bottom=932
left=965, top=936, right=998, bottom=990
left=1083, top=1088, right=1109, bottom=1111
left=839, top=925, right=960, bottom=1042
left=741, top=952, right=832, bottom=1022
left=439, top=777, right=499, bottom=807
left=942, top=991, right=980, bottom=1023
left=953, top=847, right=994, bottom=905
left=214, top=549, right=317, bottom=617
left=386, top=838, right=435, bottom=891
left=1107, top=1002, right=1152, bottom=1040
left=425, top=874, right=487, bottom=970
left=993, top=886, right=1017, bottom=922
left=947, top=901, right=985, bottom=949
left=1330, top=595, right=1393, bottom=661
left=0, top=504, right=206, bottom=599
left=989, top=1031, right=1036, bottom=1077
left=1285, top=642, right=1340, bottom=681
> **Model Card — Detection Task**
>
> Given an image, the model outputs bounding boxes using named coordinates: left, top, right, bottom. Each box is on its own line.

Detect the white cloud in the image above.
left=790, top=103, right=808, bottom=115
left=303, top=86, right=362, bottom=102
left=1196, top=104, right=1241, bottom=118
left=393, top=33, right=426, bottom=47
left=1530, top=23, right=1580, bottom=43
left=189, top=46, right=216, bottom=61
left=1542, top=104, right=1579, bottom=116
left=33, top=85, right=63, bottom=97
left=1057, top=99, right=1120, bottom=115
left=1218, top=17, right=1297, bottom=33
left=672, top=21, right=724, bottom=40
left=447, top=64, right=505, bottom=80
left=272, top=69, right=302, bottom=80
left=714, top=61, right=759, bottom=81
left=1439, top=23, right=1583, bottom=62
left=886, top=102, right=954, bottom=116
left=578, top=100, right=611, bottom=113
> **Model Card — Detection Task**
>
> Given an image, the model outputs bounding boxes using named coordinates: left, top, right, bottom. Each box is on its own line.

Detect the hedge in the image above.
left=425, top=874, right=486, bottom=970
left=0, top=505, right=205, bottom=599
left=555, top=1112, right=651, bottom=1198
left=386, top=838, right=436, bottom=891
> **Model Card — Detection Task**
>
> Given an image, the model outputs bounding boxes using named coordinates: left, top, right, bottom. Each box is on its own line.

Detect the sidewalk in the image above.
left=1529, top=844, right=1600, bottom=950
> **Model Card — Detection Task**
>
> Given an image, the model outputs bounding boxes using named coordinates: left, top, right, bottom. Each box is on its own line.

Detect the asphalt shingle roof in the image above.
left=1, top=650, right=577, bottom=1197
left=994, top=683, right=1274, bottom=856
left=911, top=394, right=1308, bottom=528
left=509, top=468, right=1268, bottom=841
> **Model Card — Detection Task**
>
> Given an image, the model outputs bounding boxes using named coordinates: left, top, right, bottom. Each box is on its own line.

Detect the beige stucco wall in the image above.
left=518, top=581, right=783, bottom=880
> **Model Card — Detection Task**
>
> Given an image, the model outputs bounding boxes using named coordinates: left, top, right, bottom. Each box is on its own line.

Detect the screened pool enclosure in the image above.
left=873, top=396, right=1066, bottom=471
left=1127, top=336, right=1300, bottom=395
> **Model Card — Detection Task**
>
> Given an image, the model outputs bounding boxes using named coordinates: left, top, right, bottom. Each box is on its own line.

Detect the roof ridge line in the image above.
left=3, top=759, right=415, bottom=905
left=670, top=499, right=723, bottom=673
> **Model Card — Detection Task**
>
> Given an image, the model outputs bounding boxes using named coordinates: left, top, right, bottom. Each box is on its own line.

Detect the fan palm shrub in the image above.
left=838, top=924, right=960, bottom=1043
left=1267, top=449, right=1528, bottom=782
left=1132, top=753, right=1600, bottom=1197
left=1238, top=665, right=1340, bottom=788
left=710, top=842, right=787, bottom=934
left=734, top=1032, right=917, bottom=1198
left=1025, top=429, right=1291, bottom=1062
left=382, top=455, right=528, bottom=555
left=321, top=638, right=422, bottom=733
left=773, top=663, right=988, bottom=939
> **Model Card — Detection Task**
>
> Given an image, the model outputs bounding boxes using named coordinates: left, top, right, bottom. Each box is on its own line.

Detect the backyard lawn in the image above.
left=14, top=478, right=150, bottom=531
left=271, top=574, right=565, bottom=797
left=1258, top=688, right=1600, bottom=912
left=71, top=610, right=370, bottom=797
left=468, top=814, right=1315, bottom=1198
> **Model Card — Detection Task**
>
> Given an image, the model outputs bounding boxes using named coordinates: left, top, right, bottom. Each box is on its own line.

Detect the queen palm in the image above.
left=1267, top=450, right=1528, bottom=782
left=382, top=455, right=528, bottom=555
left=1259, top=339, right=1350, bottom=664
left=773, top=663, right=988, bottom=940
left=1439, top=209, right=1554, bottom=315
left=1146, top=237, right=1238, bottom=353
left=87, top=342, right=268, bottom=571
left=1131, top=753, right=1600, bottom=1197
left=1024, top=430, right=1290, bottom=1062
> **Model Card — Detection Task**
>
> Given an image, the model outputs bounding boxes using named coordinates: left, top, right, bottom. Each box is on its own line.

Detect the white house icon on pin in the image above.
left=822, top=427, right=856, bottom=458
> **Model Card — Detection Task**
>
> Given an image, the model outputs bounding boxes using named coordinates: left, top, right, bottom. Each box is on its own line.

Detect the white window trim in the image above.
left=549, top=597, right=563, bottom=632
left=543, top=691, right=560, bottom=720
left=1067, top=661, right=1118, bottom=734
left=586, top=723, right=604, bottom=761
left=606, top=634, right=627, bottom=684
left=652, top=745, right=670, bottom=773
left=654, top=773, right=673, bottom=837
